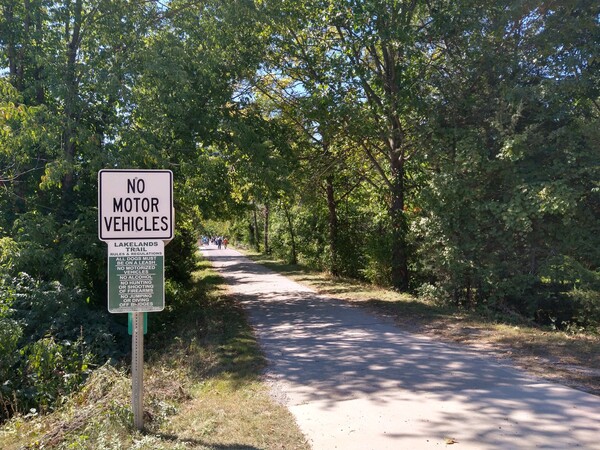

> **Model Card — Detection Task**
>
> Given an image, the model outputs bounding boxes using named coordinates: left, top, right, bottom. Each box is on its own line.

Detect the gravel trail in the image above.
left=202, top=245, right=600, bottom=450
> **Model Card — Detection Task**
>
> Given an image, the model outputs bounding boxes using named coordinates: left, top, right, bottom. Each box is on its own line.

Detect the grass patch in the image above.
left=242, top=250, right=600, bottom=396
left=0, top=256, right=308, bottom=450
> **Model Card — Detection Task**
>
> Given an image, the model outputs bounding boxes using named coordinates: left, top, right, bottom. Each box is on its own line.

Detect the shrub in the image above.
left=166, top=220, right=199, bottom=284
left=20, top=336, right=93, bottom=412
left=0, top=273, right=124, bottom=422
left=0, top=318, right=22, bottom=382
left=570, top=289, right=600, bottom=332
left=361, top=230, right=393, bottom=286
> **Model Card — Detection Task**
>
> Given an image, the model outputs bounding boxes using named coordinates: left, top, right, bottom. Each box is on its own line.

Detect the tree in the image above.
left=414, top=0, right=600, bottom=322
left=259, top=0, right=440, bottom=289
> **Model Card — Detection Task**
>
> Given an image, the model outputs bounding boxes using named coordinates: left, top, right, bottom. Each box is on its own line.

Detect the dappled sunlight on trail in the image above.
left=202, top=246, right=600, bottom=450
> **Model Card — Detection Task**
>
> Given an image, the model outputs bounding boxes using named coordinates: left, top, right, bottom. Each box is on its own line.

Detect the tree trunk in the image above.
left=250, top=204, right=260, bottom=252
left=5, top=3, right=17, bottom=81
left=263, top=203, right=270, bottom=254
left=283, top=205, right=297, bottom=264
left=4, top=0, right=26, bottom=90
left=16, top=0, right=31, bottom=90
left=33, top=11, right=45, bottom=105
left=252, top=206, right=260, bottom=251
left=61, top=0, right=83, bottom=220
left=325, top=174, right=340, bottom=276
left=390, top=157, right=409, bottom=291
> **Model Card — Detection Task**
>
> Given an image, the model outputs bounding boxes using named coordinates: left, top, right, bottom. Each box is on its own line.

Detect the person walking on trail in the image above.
left=216, top=237, right=222, bottom=249
left=223, top=238, right=228, bottom=249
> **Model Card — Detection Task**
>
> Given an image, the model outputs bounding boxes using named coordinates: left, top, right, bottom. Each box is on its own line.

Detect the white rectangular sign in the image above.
left=99, top=169, right=173, bottom=240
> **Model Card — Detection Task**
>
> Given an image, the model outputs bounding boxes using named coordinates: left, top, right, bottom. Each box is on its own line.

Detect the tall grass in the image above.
left=0, top=257, right=308, bottom=450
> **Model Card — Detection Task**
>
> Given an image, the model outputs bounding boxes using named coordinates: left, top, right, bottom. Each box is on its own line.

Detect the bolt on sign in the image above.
left=98, top=169, right=173, bottom=241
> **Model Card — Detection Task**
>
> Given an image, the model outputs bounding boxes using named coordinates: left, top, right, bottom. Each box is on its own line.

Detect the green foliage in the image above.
left=0, top=317, right=22, bottom=381
left=235, top=190, right=397, bottom=286
left=0, top=272, right=123, bottom=421
left=411, top=0, right=600, bottom=327
left=248, top=0, right=600, bottom=329
left=1, top=0, right=599, bottom=426
left=165, top=219, right=200, bottom=285
left=362, top=228, right=393, bottom=287
left=268, top=204, right=327, bottom=268
left=0, top=213, right=123, bottom=420
left=570, top=289, right=600, bottom=333
left=20, top=336, right=93, bottom=413
left=0, top=0, right=271, bottom=423
left=7, top=210, right=106, bottom=299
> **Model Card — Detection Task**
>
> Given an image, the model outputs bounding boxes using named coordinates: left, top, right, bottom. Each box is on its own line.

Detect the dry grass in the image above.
left=0, top=259, right=309, bottom=450
left=165, top=380, right=307, bottom=450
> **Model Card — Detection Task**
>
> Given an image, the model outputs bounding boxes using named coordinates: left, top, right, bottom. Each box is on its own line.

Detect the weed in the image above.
left=0, top=258, right=308, bottom=449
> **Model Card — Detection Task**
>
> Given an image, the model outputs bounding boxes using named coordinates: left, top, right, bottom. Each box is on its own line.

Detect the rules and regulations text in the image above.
left=108, top=240, right=165, bottom=313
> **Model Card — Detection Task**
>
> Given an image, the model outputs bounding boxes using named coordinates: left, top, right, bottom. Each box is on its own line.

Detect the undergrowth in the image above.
left=0, top=256, right=308, bottom=450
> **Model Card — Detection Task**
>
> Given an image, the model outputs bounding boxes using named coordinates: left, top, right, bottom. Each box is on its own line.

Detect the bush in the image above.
left=0, top=273, right=124, bottom=422
left=165, top=219, right=199, bottom=284
left=0, top=318, right=22, bottom=381
left=570, top=289, right=600, bottom=332
left=361, top=229, right=393, bottom=286
left=20, top=336, right=93, bottom=412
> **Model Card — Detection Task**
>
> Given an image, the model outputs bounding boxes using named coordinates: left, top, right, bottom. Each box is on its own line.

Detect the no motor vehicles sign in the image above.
left=98, top=169, right=173, bottom=240
left=98, top=169, right=174, bottom=430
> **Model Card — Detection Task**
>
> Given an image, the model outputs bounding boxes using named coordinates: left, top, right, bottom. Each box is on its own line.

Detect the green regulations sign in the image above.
left=107, top=240, right=165, bottom=313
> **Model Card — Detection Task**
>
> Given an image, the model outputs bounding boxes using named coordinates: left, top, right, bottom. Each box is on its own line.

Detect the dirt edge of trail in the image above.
left=361, top=303, right=600, bottom=397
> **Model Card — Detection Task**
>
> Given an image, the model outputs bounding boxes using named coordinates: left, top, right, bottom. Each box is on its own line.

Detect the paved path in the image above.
left=202, top=246, right=600, bottom=449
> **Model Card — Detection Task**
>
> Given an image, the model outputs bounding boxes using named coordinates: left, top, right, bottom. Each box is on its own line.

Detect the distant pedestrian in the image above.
left=216, top=237, right=222, bottom=249
left=223, top=238, right=228, bottom=249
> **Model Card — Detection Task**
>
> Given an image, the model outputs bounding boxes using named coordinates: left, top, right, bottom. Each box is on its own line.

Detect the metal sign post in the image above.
left=98, top=169, right=173, bottom=431
left=132, top=312, right=144, bottom=429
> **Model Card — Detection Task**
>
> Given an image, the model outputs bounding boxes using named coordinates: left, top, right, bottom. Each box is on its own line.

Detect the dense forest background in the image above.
left=1, top=0, right=598, bottom=422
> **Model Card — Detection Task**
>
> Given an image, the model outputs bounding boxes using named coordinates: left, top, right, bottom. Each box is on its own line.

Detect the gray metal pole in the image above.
left=132, top=311, right=144, bottom=430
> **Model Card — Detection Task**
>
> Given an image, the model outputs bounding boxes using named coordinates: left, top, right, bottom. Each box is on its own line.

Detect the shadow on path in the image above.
left=202, top=247, right=600, bottom=449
